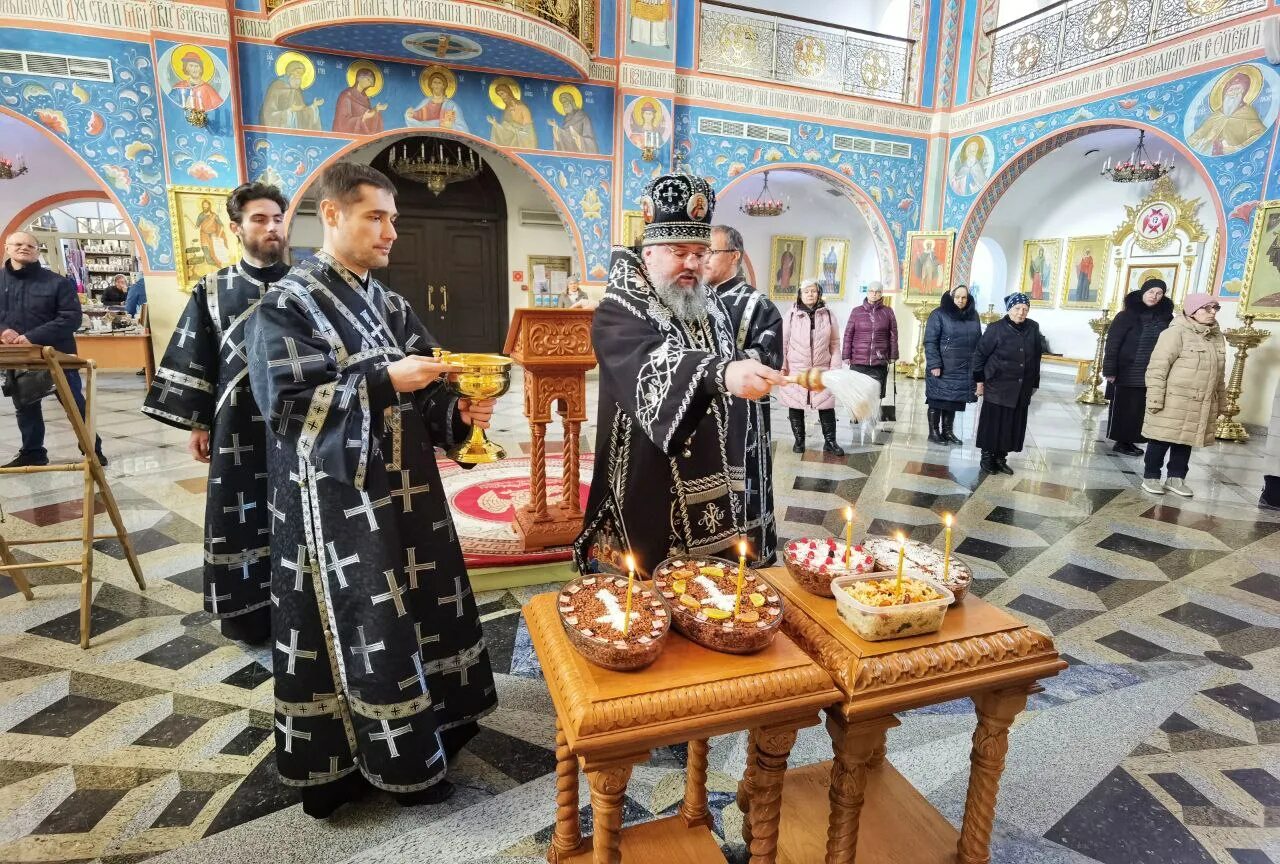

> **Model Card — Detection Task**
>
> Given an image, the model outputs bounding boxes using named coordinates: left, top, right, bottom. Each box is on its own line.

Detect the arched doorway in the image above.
left=368, top=137, right=508, bottom=353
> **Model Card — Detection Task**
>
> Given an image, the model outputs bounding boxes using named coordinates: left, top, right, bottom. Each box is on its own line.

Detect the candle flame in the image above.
left=738, top=540, right=748, bottom=556
left=844, top=506, right=853, bottom=521
left=945, top=513, right=953, bottom=527
left=896, top=531, right=905, bottom=545
left=625, top=554, right=636, bottom=573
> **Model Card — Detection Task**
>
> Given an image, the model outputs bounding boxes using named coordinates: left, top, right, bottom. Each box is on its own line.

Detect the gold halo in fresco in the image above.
left=275, top=51, right=315, bottom=89
left=170, top=44, right=215, bottom=83
left=552, top=84, right=583, bottom=115
left=488, top=76, right=521, bottom=110
left=1209, top=63, right=1263, bottom=111
left=632, top=96, right=661, bottom=126
left=346, top=61, right=383, bottom=96
left=419, top=65, right=457, bottom=98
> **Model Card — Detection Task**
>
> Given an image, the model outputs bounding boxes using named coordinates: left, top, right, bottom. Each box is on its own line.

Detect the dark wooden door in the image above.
left=376, top=215, right=504, bottom=353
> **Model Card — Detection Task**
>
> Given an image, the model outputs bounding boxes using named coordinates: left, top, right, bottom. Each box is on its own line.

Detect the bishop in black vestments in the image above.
left=574, top=173, right=785, bottom=575
left=247, top=163, right=497, bottom=817
left=705, top=224, right=782, bottom=565
left=142, top=183, right=292, bottom=644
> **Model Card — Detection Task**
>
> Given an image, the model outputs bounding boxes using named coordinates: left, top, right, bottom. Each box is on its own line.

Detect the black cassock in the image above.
left=247, top=252, right=496, bottom=794
left=142, top=262, right=288, bottom=636
left=574, top=247, right=747, bottom=575
left=715, top=275, right=782, bottom=566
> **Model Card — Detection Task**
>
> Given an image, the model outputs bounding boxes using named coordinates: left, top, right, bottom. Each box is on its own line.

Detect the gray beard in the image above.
left=1222, top=95, right=1242, bottom=115
left=653, top=277, right=709, bottom=324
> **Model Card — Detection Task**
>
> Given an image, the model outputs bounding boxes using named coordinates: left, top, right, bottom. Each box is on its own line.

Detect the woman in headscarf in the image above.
left=1140, top=293, right=1227, bottom=497
left=1102, top=277, right=1173, bottom=456
left=780, top=279, right=844, bottom=456
left=924, top=283, right=982, bottom=445
left=971, top=292, right=1041, bottom=475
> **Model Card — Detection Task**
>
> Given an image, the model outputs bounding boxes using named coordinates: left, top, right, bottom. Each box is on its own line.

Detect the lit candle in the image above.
left=842, top=506, right=854, bottom=567
left=895, top=531, right=906, bottom=601
left=623, top=553, right=636, bottom=636
left=943, top=513, right=953, bottom=583
left=734, top=539, right=747, bottom=617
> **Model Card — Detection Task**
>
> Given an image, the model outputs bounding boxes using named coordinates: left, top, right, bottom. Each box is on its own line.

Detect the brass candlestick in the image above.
left=895, top=303, right=934, bottom=379
left=1215, top=315, right=1271, bottom=442
left=1077, top=309, right=1111, bottom=406
left=979, top=303, right=1001, bottom=326
left=435, top=350, right=513, bottom=463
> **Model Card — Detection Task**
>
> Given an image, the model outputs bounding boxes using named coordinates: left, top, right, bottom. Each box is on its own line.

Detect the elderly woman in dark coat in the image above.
left=972, top=292, right=1041, bottom=475
left=1102, top=278, right=1173, bottom=456
left=924, top=284, right=982, bottom=445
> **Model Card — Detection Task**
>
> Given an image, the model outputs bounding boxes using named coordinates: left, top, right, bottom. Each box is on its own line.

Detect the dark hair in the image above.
left=226, top=182, right=289, bottom=224
left=315, top=161, right=396, bottom=208
left=712, top=224, right=745, bottom=277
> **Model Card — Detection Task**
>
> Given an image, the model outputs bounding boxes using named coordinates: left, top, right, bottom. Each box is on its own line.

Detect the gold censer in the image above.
left=434, top=350, right=513, bottom=464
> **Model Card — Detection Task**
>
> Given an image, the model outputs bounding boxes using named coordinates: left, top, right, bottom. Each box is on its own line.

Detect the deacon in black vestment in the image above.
left=247, top=162, right=497, bottom=818
left=704, top=224, right=782, bottom=565
left=142, top=183, right=292, bottom=644
left=574, top=173, right=786, bottom=575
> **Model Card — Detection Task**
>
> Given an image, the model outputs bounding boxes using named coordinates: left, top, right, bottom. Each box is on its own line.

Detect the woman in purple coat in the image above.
left=841, top=280, right=898, bottom=398
left=781, top=279, right=844, bottom=456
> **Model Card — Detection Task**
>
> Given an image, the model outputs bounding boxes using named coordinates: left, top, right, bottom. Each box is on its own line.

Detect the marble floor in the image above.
left=0, top=368, right=1277, bottom=864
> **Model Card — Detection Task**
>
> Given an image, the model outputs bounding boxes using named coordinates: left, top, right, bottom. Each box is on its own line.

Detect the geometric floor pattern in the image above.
left=1, top=370, right=1276, bottom=864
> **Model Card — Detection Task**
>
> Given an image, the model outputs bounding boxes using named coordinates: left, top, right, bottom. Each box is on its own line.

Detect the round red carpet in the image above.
left=437, top=454, right=594, bottom=567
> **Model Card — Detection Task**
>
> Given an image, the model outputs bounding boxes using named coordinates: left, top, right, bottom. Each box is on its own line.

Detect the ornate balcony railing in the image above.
left=264, top=0, right=594, bottom=50
left=698, top=1, right=917, bottom=103
left=985, top=0, right=1267, bottom=95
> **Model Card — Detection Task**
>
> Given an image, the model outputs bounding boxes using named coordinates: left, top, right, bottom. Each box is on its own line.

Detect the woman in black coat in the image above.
left=1102, top=278, right=1173, bottom=456
left=924, top=284, right=982, bottom=445
left=972, top=292, right=1041, bottom=475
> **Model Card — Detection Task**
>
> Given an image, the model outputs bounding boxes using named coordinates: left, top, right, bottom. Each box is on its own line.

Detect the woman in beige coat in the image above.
left=1140, top=293, right=1226, bottom=497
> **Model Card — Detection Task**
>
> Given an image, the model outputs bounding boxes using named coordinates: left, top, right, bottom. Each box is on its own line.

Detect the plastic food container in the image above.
left=558, top=575, right=671, bottom=671
left=653, top=556, right=784, bottom=654
left=831, top=572, right=954, bottom=642
left=783, top=538, right=888, bottom=598
left=862, top=536, right=973, bottom=604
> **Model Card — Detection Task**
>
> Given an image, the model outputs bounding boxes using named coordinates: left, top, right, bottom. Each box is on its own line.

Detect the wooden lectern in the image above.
left=502, top=308, right=596, bottom=551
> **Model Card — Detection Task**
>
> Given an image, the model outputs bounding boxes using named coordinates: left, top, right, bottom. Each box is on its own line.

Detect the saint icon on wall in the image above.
left=547, top=84, right=598, bottom=154
left=1185, top=63, right=1278, bottom=157
left=405, top=66, right=469, bottom=132
left=161, top=44, right=229, bottom=113
left=1060, top=235, right=1110, bottom=309
left=486, top=77, right=537, bottom=149
left=630, top=0, right=671, bottom=49
left=948, top=135, right=993, bottom=197
left=333, top=61, right=386, bottom=135
left=193, top=197, right=229, bottom=267
left=260, top=51, right=323, bottom=131
left=624, top=97, right=670, bottom=152
left=768, top=235, right=806, bottom=299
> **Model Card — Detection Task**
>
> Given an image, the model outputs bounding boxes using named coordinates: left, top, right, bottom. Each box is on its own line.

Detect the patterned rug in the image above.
left=437, top=454, right=594, bottom=567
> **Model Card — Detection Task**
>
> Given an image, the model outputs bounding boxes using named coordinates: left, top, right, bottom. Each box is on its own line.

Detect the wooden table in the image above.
left=523, top=592, right=840, bottom=864
left=74, top=332, right=155, bottom=387
left=758, top=566, right=1066, bottom=864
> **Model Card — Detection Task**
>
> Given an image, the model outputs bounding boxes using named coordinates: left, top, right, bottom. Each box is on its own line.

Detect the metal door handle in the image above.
left=440, top=284, right=448, bottom=314
left=427, top=284, right=435, bottom=311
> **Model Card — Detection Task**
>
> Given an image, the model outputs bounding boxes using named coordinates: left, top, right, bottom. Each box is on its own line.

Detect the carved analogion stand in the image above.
left=503, top=309, right=597, bottom=550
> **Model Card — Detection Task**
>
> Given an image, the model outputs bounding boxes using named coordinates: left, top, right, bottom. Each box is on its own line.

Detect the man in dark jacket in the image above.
left=0, top=231, right=104, bottom=467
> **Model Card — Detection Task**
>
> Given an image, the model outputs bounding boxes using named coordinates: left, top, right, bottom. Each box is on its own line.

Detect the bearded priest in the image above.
left=574, top=173, right=786, bottom=576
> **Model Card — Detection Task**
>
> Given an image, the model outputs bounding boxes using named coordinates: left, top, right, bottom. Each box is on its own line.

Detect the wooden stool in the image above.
left=764, top=565, right=1066, bottom=864
left=0, top=346, right=146, bottom=648
left=523, top=592, right=840, bottom=864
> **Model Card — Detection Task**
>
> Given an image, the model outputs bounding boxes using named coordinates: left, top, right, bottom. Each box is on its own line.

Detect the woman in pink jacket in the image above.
left=780, top=279, right=844, bottom=456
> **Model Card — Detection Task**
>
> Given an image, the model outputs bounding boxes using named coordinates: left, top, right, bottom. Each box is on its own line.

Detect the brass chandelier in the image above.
left=739, top=170, right=788, bottom=217
left=0, top=152, right=28, bottom=181
left=1101, top=130, right=1173, bottom=183
left=389, top=141, right=482, bottom=196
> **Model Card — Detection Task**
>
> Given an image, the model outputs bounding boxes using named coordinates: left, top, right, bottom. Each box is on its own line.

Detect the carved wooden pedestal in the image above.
left=523, top=593, right=840, bottom=864
left=503, top=309, right=597, bottom=551
left=762, top=565, right=1067, bottom=864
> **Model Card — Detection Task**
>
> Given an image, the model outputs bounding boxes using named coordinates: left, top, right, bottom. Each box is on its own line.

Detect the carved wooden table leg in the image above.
left=561, top=416, right=581, bottom=516
left=957, top=687, right=1030, bottom=864
left=548, top=721, right=582, bottom=862
left=586, top=763, right=635, bottom=864
left=680, top=738, right=712, bottom=828
left=825, top=713, right=899, bottom=864
left=530, top=421, right=549, bottom=519
left=736, top=732, right=759, bottom=846
left=746, top=724, right=799, bottom=864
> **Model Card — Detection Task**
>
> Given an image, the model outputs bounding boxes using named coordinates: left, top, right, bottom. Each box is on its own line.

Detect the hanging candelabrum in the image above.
left=978, top=303, right=1001, bottom=326
left=1215, top=315, right=1271, bottom=442
left=895, top=303, right=934, bottom=380
left=1077, top=308, right=1111, bottom=406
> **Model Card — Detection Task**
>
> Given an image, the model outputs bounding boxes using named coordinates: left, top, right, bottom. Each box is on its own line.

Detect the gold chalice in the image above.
left=435, top=350, right=513, bottom=464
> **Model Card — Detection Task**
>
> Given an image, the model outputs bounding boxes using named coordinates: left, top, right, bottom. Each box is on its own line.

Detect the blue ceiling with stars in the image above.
left=283, top=24, right=586, bottom=80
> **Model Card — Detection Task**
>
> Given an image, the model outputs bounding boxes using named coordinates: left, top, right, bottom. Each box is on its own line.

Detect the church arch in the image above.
left=953, top=120, right=1226, bottom=290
